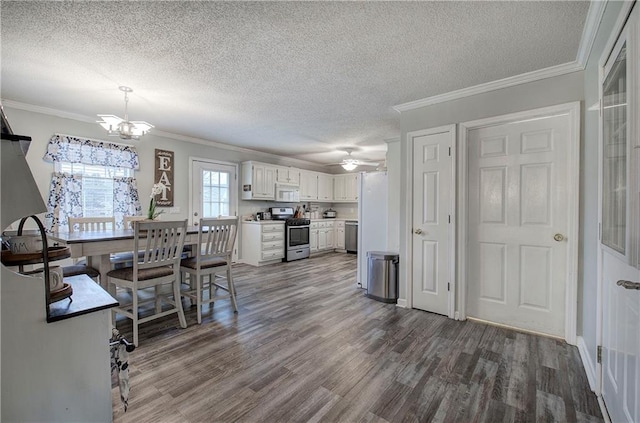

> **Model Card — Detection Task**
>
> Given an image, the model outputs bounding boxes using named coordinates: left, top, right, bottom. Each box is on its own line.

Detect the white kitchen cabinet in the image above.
left=324, top=221, right=335, bottom=249
left=276, top=167, right=300, bottom=185
left=345, top=173, right=359, bottom=201
left=310, top=221, right=319, bottom=252
left=241, top=161, right=277, bottom=200
left=300, top=170, right=318, bottom=201
left=336, top=221, right=346, bottom=249
left=333, top=173, right=359, bottom=202
left=317, top=174, right=333, bottom=202
left=317, top=221, right=328, bottom=250
left=241, top=221, right=285, bottom=266
left=310, top=220, right=339, bottom=253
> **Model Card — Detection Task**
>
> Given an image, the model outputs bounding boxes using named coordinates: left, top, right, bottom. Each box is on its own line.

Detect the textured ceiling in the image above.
left=1, top=1, right=590, bottom=166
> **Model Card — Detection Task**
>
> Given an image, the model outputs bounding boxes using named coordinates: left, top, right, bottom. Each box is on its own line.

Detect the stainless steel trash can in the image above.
left=366, top=251, right=399, bottom=303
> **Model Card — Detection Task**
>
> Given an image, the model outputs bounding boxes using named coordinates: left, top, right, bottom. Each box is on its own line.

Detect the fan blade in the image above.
left=355, top=160, right=380, bottom=166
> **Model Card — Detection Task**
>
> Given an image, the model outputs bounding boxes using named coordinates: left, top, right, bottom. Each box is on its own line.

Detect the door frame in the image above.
left=457, top=102, right=581, bottom=344
left=403, top=124, right=456, bottom=318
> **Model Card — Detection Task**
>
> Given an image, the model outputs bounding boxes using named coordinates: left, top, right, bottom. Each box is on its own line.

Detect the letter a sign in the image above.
left=154, top=149, right=174, bottom=206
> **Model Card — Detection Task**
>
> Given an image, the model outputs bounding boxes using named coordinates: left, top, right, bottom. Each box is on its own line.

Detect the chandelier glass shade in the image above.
left=97, top=86, right=153, bottom=140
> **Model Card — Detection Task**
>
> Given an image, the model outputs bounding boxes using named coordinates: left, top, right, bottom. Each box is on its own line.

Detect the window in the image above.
left=55, top=162, right=133, bottom=218
left=601, top=43, right=627, bottom=254
left=43, top=134, right=141, bottom=232
left=202, top=170, right=230, bottom=217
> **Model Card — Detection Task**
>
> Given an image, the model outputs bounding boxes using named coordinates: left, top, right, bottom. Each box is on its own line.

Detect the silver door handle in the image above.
left=414, top=228, right=423, bottom=235
left=554, top=233, right=565, bottom=242
left=616, top=280, right=640, bottom=290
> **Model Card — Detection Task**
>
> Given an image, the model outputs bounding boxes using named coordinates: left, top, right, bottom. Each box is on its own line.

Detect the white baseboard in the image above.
left=396, top=298, right=407, bottom=308
left=577, top=336, right=597, bottom=392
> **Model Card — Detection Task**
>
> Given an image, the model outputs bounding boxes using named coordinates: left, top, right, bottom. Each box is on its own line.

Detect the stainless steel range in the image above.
left=270, top=207, right=310, bottom=262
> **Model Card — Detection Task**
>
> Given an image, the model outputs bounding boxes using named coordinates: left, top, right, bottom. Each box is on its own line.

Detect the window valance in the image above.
left=43, top=134, right=140, bottom=170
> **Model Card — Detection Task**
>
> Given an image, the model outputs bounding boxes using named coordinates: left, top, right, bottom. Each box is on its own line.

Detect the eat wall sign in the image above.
left=154, top=149, right=174, bottom=207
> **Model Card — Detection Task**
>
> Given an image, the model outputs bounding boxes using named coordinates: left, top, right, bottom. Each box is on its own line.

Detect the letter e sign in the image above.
left=154, top=149, right=174, bottom=206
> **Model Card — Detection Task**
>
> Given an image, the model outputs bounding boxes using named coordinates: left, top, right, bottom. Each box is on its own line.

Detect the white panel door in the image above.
left=467, top=113, right=570, bottom=336
left=600, top=6, right=640, bottom=422
left=412, top=129, right=453, bottom=316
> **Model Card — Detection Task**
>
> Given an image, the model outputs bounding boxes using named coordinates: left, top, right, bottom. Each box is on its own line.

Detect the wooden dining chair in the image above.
left=180, top=217, right=238, bottom=324
left=110, top=215, right=149, bottom=267
left=123, top=215, right=147, bottom=230
left=68, top=216, right=115, bottom=232
left=62, top=216, right=116, bottom=281
left=107, top=220, right=188, bottom=346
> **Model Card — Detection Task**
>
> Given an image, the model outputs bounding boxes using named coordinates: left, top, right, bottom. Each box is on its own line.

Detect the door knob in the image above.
left=616, top=280, right=640, bottom=290
left=194, top=212, right=199, bottom=217
left=553, top=233, right=565, bottom=242
left=414, top=228, right=423, bottom=235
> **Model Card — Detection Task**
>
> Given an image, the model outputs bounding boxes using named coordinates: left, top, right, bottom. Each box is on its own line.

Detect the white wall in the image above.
left=397, top=71, right=585, bottom=306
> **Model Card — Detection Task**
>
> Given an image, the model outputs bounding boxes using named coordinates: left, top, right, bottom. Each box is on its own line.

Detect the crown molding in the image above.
left=393, top=61, right=583, bottom=113
left=2, top=99, right=97, bottom=123
left=576, top=0, right=607, bottom=67
left=393, top=2, right=607, bottom=114
left=1, top=99, right=326, bottom=169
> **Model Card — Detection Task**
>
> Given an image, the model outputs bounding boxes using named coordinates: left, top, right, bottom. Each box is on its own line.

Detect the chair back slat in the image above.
left=123, top=215, right=147, bottom=230
left=68, top=216, right=115, bottom=232
left=133, top=220, right=187, bottom=272
left=197, top=218, right=238, bottom=263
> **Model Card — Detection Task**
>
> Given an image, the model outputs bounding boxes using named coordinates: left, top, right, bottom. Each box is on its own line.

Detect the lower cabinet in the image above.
left=336, top=221, right=346, bottom=249
left=242, top=221, right=285, bottom=266
left=310, top=220, right=339, bottom=254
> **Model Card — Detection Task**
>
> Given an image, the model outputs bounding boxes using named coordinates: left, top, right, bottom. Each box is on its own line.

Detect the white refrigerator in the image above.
left=357, top=171, right=388, bottom=289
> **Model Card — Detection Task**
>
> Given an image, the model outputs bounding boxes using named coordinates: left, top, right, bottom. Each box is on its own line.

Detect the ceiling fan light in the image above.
left=342, top=162, right=357, bottom=171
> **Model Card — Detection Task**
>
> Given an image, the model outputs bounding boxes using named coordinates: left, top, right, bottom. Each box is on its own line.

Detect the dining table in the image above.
left=49, top=227, right=201, bottom=289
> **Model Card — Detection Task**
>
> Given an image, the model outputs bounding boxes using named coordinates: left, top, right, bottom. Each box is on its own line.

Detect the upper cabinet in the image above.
left=333, top=173, right=359, bottom=202
left=317, top=174, right=333, bottom=201
left=242, top=161, right=359, bottom=203
left=300, top=170, right=318, bottom=200
left=276, top=167, right=300, bottom=185
left=241, top=161, right=276, bottom=200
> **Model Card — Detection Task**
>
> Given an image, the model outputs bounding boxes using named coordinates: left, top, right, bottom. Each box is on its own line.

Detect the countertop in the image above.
left=48, top=274, right=118, bottom=323
left=242, top=220, right=285, bottom=225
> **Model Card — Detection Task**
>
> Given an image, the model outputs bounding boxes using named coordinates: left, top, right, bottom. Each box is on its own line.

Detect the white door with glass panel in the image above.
left=466, top=108, right=574, bottom=338
left=599, top=6, right=640, bottom=422
left=191, top=159, right=237, bottom=224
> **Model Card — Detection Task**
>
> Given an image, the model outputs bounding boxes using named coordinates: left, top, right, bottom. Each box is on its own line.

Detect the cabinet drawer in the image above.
left=326, top=221, right=335, bottom=228
left=262, top=232, right=284, bottom=242
left=261, top=250, right=284, bottom=261
left=311, top=222, right=319, bottom=229
left=318, top=221, right=327, bottom=228
left=262, top=224, right=283, bottom=233
left=336, top=221, right=345, bottom=228
left=262, top=240, right=284, bottom=251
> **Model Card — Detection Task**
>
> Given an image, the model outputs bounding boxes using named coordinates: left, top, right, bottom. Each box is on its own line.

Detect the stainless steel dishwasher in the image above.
left=345, top=220, right=358, bottom=253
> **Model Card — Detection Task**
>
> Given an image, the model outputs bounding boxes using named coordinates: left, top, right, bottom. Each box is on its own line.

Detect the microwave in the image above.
left=275, top=183, right=300, bottom=203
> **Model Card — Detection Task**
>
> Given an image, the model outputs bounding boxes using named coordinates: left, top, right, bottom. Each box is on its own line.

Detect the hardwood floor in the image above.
left=112, top=253, right=602, bottom=423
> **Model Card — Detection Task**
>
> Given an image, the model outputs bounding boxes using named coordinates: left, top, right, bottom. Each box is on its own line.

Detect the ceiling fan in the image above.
left=332, top=149, right=379, bottom=171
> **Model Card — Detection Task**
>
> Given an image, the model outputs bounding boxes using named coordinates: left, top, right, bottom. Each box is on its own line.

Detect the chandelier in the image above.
left=97, top=86, right=153, bottom=140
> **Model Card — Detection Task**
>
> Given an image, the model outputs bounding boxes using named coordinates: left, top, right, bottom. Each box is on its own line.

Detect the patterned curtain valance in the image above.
left=43, top=134, right=140, bottom=170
